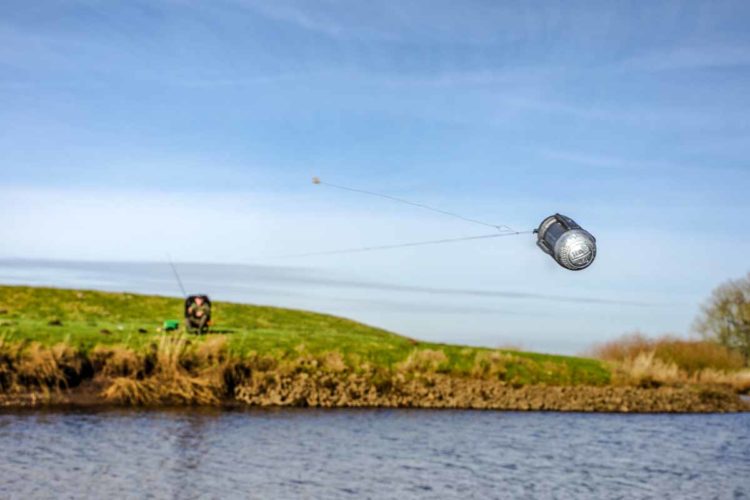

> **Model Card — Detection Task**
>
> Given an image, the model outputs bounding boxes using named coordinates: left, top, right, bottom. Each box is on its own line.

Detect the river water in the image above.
left=0, top=409, right=748, bottom=499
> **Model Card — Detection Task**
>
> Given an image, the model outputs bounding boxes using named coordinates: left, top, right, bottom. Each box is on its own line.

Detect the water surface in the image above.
left=1, top=409, right=748, bottom=499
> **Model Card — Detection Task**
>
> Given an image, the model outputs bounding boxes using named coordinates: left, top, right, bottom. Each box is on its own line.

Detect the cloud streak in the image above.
left=0, top=259, right=664, bottom=308
left=616, top=45, right=750, bottom=72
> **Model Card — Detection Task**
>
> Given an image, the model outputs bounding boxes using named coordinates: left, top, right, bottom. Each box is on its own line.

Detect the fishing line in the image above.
left=312, top=177, right=517, bottom=233
left=275, top=231, right=533, bottom=259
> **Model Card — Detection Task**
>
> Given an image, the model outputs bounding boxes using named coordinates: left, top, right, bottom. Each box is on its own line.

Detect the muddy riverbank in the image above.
left=2, top=371, right=747, bottom=413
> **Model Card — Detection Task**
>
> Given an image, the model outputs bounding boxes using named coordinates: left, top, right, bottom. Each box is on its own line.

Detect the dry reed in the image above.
left=590, top=333, right=744, bottom=374
left=101, top=334, right=224, bottom=405
left=592, top=334, right=750, bottom=392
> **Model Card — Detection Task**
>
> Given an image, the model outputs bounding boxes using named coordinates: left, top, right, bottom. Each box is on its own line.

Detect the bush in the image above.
left=590, top=333, right=744, bottom=374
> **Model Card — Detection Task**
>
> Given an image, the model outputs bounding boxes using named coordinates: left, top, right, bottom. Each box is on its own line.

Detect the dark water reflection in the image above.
left=0, top=409, right=748, bottom=499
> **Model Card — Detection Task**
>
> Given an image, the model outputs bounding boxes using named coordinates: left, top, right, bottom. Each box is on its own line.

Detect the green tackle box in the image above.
left=163, top=320, right=180, bottom=331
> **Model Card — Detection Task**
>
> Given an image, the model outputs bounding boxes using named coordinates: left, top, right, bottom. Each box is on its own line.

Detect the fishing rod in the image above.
left=167, top=254, right=187, bottom=297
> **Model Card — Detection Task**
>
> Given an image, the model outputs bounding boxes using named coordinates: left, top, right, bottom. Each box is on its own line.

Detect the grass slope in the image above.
left=0, top=285, right=610, bottom=386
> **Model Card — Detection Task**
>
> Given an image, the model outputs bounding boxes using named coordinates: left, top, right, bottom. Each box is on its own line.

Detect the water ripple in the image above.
left=0, top=409, right=748, bottom=499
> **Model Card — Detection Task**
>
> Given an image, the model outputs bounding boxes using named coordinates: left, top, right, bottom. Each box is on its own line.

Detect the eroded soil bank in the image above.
left=2, top=372, right=747, bottom=413
left=2, top=330, right=747, bottom=413
left=234, top=372, right=749, bottom=412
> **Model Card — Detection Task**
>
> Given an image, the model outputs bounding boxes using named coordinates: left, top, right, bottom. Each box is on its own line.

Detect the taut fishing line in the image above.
left=276, top=231, right=532, bottom=259
left=266, top=178, right=533, bottom=259
left=312, top=177, right=518, bottom=233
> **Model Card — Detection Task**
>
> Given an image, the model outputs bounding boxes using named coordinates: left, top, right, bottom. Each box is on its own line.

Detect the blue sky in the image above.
left=1, top=1, right=749, bottom=353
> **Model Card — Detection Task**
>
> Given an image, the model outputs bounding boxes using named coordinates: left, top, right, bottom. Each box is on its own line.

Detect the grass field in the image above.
left=0, top=285, right=610, bottom=386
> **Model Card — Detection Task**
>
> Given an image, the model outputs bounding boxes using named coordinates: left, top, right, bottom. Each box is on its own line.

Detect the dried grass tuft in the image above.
left=91, top=345, right=142, bottom=378
left=195, top=335, right=228, bottom=365
left=102, top=377, right=157, bottom=405
left=590, top=333, right=744, bottom=374
left=692, top=368, right=750, bottom=393
left=591, top=333, right=749, bottom=391
left=397, top=349, right=449, bottom=374
left=320, top=351, right=347, bottom=373
left=617, top=351, right=681, bottom=387
left=471, top=351, right=513, bottom=379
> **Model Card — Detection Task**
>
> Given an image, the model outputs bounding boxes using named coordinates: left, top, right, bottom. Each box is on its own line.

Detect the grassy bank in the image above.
left=0, top=285, right=609, bottom=385
left=0, top=285, right=746, bottom=411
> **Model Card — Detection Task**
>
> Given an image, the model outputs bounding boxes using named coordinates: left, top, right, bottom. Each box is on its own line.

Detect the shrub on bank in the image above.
left=590, top=333, right=750, bottom=392
left=591, top=333, right=744, bottom=374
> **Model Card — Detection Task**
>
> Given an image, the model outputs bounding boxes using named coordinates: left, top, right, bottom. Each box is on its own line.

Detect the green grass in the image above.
left=0, top=285, right=611, bottom=385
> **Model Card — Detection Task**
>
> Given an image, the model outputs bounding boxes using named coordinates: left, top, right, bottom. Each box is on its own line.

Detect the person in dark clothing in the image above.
left=186, top=296, right=210, bottom=333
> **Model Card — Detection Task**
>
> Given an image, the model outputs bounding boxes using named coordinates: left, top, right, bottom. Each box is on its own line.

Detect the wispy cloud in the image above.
left=227, top=0, right=559, bottom=45
left=296, top=276, right=661, bottom=307
left=229, top=0, right=403, bottom=41
left=0, top=258, right=660, bottom=307
left=540, top=150, right=676, bottom=171
left=539, top=150, right=747, bottom=174
left=616, top=45, right=750, bottom=72
left=362, top=67, right=560, bottom=89
left=156, top=73, right=318, bottom=88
